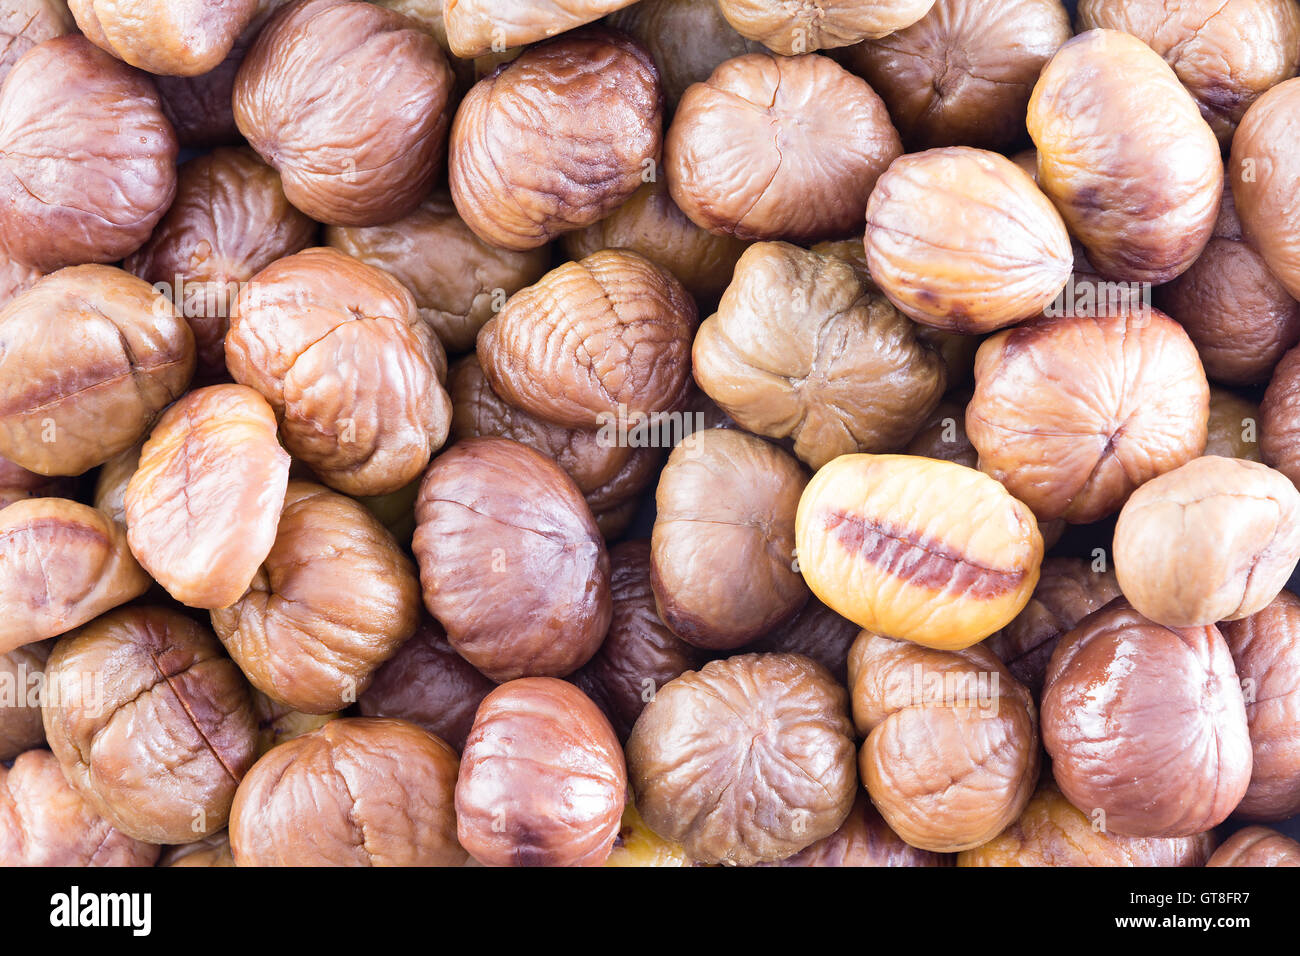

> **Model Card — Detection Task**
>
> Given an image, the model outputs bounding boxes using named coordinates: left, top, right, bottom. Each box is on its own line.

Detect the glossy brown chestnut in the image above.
left=749, top=597, right=860, bottom=687
left=1205, top=388, right=1263, bottom=461
left=70, top=0, right=259, bottom=76
left=457, top=677, right=626, bottom=866
left=412, top=438, right=611, bottom=681
left=159, top=830, right=236, bottom=867
left=763, top=792, right=951, bottom=868
left=1262, top=344, right=1300, bottom=485
left=0, top=639, right=50, bottom=760
left=1206, top=827, right=1300, bottom=867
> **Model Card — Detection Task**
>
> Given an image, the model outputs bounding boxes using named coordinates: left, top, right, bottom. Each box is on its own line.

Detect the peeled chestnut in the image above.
left=750, top=597, right=860, bottom=687
left=234, top=0, right=454, bottom=226
left=42, top=606, right=258, bottom=845
left=764, top=792, right=951, bottom=868
left=1206, top=388, right=1264, bottom=462
left=1207, top=827, right=1300, bottom=867
left=0, top=1, right=73, bottom=82
left=0, top=639, right=51, bottom=760
left=1028, top=30, right=1221, bottom=284
left=849, top=631, right=1039, bottom=852
left=230, top=717, right=465, bottom=866
left=0, top=455, right=76, bottom=511
left=70, top=0, right=259, bottom=76
left=0, top=265, right=194, bottom=477
left=1262, top=344, right=1300, bottom=485
left=716, top=0, right=935, bottom=53
left=1042, top=599, right=1251, bottom=838
left=159, top=831, right=236, bottom=868
left=413, top=438, right=611, bottom=682
left=796, top=454, right=1043, bottom=651
left=443, top=0, right=639, bottom=57
left=457, top=678, right=626, bottom=867
left=0, top=35, right=177, bottom=272
left=627, top=654, right=857, bottom=866
left=449, top=28, right=661, bottom=251
left=666, top=52, right=901, bottom=242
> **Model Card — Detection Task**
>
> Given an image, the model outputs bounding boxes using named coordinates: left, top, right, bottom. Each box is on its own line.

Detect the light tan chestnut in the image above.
left=1114, top=456, right=1300, bottom=628
left=1028, top=30, right=1221, bottom=283
left=443, top=0, right=639, bottom=57
left=796, top=455, right=1043, bottom=651
left=1231, top=79, right=1300, bottom=302
left=716, top=0, right=935, bottom=53
left=692, top=242, right=946, bottom=470
left=864, top=148, right=1072, bottom=333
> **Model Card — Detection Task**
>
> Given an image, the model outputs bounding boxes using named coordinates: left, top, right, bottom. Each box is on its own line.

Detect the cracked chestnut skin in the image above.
left=1231, top=78, right=1300, bottom=303
left=985, top=557, right=1121, bottom=697
left=1220, top=591, right=1300, bottom=821
left=571, top=540, right=704, bottom=741
left=0, top=498, right=150, bottom=654
left=0, top=35, right=178, bottom=273
left=849, top=631, right=1039, bottom=852
left=443, top=0, right=639, bottom=58
left=358, top=615, right=495, bottom=753
left=958, top=777, right=1217, bottom=867
left=651, top=428, right=809, bottom=650
left=211, top=481, right=422, bottom=715
left=1028, top=30, right=1222, bottom=284
left=124, top=384, right=291, bottom=610
left=0, top=265, right=195, bottom=476
left=693, top=242, right=946, bottom=469
left=1207, top=826, right=1300, bottom=867
left=847, top=0, right=1071, bottom=151
left=413, top=437, right=611, bottom=682
left=606, top=0, right=764, bottom=111
left=667, top=52, right=901, bottom=242
left=1114, top=456, right=1300, bottom=627
left=865, top=147, right=1072, bottom=333
left=70, top=0, right=258, bottom=76
left=1156, top=181, right=1300, bottom=386
left=0, top=749, right=159, bottom=866
left=234, top=0, right=454, bottom=226
left=42, top=606, right=258, bottom=845
left=627, top=653, right=857, bottom=866
left=796, top=454, right=1043, bottom=651
left=1042, top=598, right=1252, bottom=838
left=1205, top=387, right=1263, bottom=462
left=717, top=0, right=935, bottom=54
left=327, top=191, right=550, bottom=355
left=449, top=27, right=661, bottom=251
left=227, top=247, right=452, bottom=497
left=0, top=1, right=72, bottom=83
left=966, top=307, right=1210, bottom=524
left=230, top=717, right=466, bottom=866
left=477, top=249, right=697, bottom=430
left=126, top=148, right=317, bottom=383
left=1079, top=0, right=1300, bottom=146
left=762, top=791, right=952, bottom=867
left=0, top=639, right=51, bottom=760
left=562, top=177, right=749, bottom=304
left=457, top=677, right=626, bottom=867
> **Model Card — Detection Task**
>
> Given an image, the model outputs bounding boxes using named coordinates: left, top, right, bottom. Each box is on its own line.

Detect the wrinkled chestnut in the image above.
left=70, top=0, right=258, bottom=76
left=211, top=482, right=421, bottom=715
left=457, top=678, right=626, bottom=866
left=0, top=639, right=50, bottom=760
left=958, top=777, right=1216, bottom=867
left=159, top=831, right=236, bottom=867
left=0, top=1, right=72, bottom=82
left=1028, top=30, right=1221, bottom=283
left=717, top=0, right=935, bottom=53
left=1207, top=827, right=1300, bottom=867
left=0, top=455, right=75, bottom=511
left=1042, top=599, right=1251, bottom=837
left=985, top=558, right=1121, bottom=697
left=234, top=0, right=454, bottom=226
left=357, top=615, right=495, bottom=753
left=0, top=749, right=158, bottom=866
left=0, top=35, right=177, bottom=272
left=1262, top=344, right=1300, bottom=485
left=796, top=454, right=1042, bottom=650
left=849, top=632, right=1039, bottom=852
left=667, top=52, right=900, bottom=242
left=249, top=689, right=335, bottom=757
left=227, top=247, right=451, bottom=496
left=326, top=191, right=549, bottom=355
left=651, top=429, right=809, bottom=650
left=627, top=654, right=857, bottom=865
left=477, top=250, right=696, bottom=430
left=413, top=438, right=611, bottom=681
left=443, top=0, right=638, bottom=57
left=42, top=606, right=258, bottom=844
left=864, top=147, right=1072, bottom=333
left=0, top=498, right=150, bottom=654
left=967, top=307, right=1209, bottom=524
left=750, top=597, right=860, bottom=687
left=124, top=384, right=290, bottom=610
left=571, top=540, right=703, bottom=740
left=1232, top=78, right=1300, bottom=302
left=449, top=28, right=661, bottom=251
left=846, top=0, right=1071, bottom=151
left=693, top=242, right=946, bottom=468
left=1220, top=592, right=1300, bottom=820
left=764, top=792, right=951, bottom=868
left=0, top=265, right=195, bottom=476
left=1114, top=456, right=1300, bottom=627
left=126, top=148, right=316, bottom=382
left=230, top=717, right=465, bottom=866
